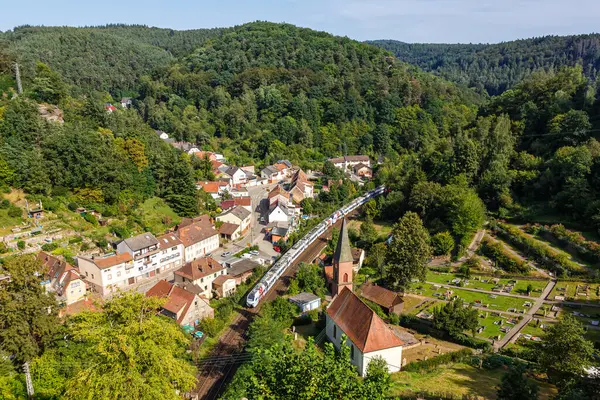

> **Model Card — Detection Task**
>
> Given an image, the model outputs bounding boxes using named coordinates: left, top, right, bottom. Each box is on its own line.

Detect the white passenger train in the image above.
left=246, top=185, right=386, bottom=308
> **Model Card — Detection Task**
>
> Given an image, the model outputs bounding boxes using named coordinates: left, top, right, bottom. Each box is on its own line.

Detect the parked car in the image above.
left=241, top=253, right=252, bottom=259
left=221, top=251, right=232, bottom=257
left=249, top=250, right=259, bottom=256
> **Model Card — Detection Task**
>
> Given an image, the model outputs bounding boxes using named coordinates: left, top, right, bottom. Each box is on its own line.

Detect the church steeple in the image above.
left=332, top=218, right=353, bottom=296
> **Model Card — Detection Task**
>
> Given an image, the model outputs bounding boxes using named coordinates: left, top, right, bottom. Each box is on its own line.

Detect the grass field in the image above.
left=408, top=282, right=532, bottom=314
left=426, top=271, right=548, bottom=297
left=550, top=281, right=600, bottom=302
left=390, top=362, right=557, bottom=399
left=135, top=197, right=182, bottom=234
left=347, top=218, right=393, bottom=239
left=401, top=295, right=427, bottom=313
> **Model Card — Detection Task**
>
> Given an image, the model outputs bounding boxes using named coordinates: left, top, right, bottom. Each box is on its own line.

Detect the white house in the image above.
left=223, top=166, right=247, bottom=186
left=289, top=292, right=321, bottom=313
left=212, top=275, right=237, bottom=298
left=326, top=287, right=404, bottom=376
left=37, top=252, right=86, bottom=305
left=268, top=202, right=290, bottom=224
left=328, top=155, right=371, bottom=171
left=116, top=233, right=161, bottom=278
left=216, top=206, right=251, bottom=234
left=157, top=233, right=184, bottom=272
left=173, top=257, right=227, bottom=299
left=176, top=218, right=220, bottom=263
left=155, top=130, right=169, bottom=140
left=196, top=181, right=231, bottom=200
left=77, top=253, right=135, bottom=296
left=120, top=97, right=133, bottom=108
left=268, top=185, right=290, bottom=207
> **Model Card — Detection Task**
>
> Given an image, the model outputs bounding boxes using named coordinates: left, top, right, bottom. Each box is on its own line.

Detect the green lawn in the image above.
left=135, top=197, right=182, bottom=234
left=390, top=362, right=557, bottom=399
left=426, top=271, right=548, bottom=297
left=409, top=283, right=533, bottom=314
left=550, top=281, right=600, bottom=302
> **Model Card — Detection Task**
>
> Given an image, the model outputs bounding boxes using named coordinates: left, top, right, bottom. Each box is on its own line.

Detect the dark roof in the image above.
left=123, top=233, right=159, bottom=251
left=271, top=226, right=289, bottom=237
left=333, top=218, right=353, bottom=265
left=219, top=222, right=240, bottom=236
left=360, top=282, right=403, bottom=309
left=225, top=206, right=251, bottom=221
left=228, top=259, right=260, bottom=277
left=177, top=218, right=218, bottom=247
left=225, top=166, right=242, bottom=176
left=213, top=275, right=235, bottom=286
left=353, top=162, right=371, bottom=171
left=262, top=165, right=280, bottom=176
left=289, top=292, right=320, bottom=306
left=175, top=257, right=224, bottom=281
left=327, top=288, right=404, bottom=353
left=178, top=215, right=212, bottom=230
left=157, top=234, right=183, bottom=249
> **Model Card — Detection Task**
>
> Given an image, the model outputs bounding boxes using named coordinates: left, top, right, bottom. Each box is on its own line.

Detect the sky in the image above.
left=1, top=0, right=599, bottom=43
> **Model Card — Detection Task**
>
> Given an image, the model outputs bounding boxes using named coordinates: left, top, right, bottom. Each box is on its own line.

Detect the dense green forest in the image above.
left=370, top=34, right=600, bottom=96
left=0, top=21, right=600, bottom=239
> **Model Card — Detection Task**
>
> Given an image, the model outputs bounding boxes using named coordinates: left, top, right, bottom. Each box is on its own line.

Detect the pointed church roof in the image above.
left=333, top=218, right=353, bottom=264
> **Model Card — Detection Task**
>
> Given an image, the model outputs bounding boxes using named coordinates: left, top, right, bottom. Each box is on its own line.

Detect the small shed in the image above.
left=288, top=292, right=321, bottom=313
left=212, top=275, right=236, bottom=298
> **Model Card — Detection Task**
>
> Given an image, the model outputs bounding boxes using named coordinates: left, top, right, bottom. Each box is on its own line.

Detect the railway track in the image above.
left=192, top=223, right=337, bottom=400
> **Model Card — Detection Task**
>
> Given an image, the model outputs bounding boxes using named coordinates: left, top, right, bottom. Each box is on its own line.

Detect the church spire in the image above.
left=334, top=218, right=353, bottom=265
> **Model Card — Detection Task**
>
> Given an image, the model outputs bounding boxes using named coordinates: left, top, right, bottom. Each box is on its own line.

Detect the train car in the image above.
left=246, top=185, right=387, bottom=308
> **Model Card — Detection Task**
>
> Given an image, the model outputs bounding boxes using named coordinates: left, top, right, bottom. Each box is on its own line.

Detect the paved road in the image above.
left=493, top=279, right=556, bottom=350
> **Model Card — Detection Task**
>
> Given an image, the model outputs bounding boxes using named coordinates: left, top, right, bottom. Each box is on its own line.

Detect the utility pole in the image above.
left=23, top=362, right=34, bottom=399
left=13, top=62, right=23, bottom=94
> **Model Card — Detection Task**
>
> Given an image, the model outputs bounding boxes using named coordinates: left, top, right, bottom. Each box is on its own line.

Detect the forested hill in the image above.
left=369, top=34, right=600, bottom=96
left=0, top=24, right=224, bottom=93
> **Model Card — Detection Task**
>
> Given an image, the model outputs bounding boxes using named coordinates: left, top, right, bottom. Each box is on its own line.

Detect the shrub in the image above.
left=479, top=237, right=529, bottom=274
left=431, top=231, right=455, bottom=256
left=17, top=240, right=25, bottom=250
left=110, top=225, right=131, bottom=239
left=8, top=206, right=22, bottom=218
left=0, top=199, right=9, bottom=209
left=69, top=237, right=83, bottom=244
left=95, top=238, right=108, bottom=249
left=80, top=243, right=90, bottom=251
left=41, top=242, right=58, bottom=252
left=403, top=349, right=473, bottom=373
left=83, top=212, right=98, bottom=226
left=67, top=202, right=78, bottom=212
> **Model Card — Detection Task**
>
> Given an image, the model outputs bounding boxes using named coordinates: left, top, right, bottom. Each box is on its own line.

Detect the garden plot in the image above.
left=550, top=281, right=600, bottom=302
left=426, top=271, right=548, bottom=297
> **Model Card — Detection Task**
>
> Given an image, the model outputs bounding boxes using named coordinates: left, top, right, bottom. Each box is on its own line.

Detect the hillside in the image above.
left=370, top=34, right=600, bottom=95
left=1, top=25, right=224, bottom=94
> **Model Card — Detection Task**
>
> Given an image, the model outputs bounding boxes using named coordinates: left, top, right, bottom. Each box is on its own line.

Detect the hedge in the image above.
left=478, top=237, right=529, bottom=274
left=491, top=221, right=583, bottom=277
left=532, top=223, right=600, bottom=265
left=403, top=348, right=473, bottom=373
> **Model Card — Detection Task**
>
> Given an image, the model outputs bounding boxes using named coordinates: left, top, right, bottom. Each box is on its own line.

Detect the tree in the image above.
left=295, top=263, right=326, bottom=295
left=385, top=212, right=431, bottom=289
left=459, top=264, right=471, bottom=279
left=538, top=314, right=594, bottom=376
left=497, top=364, right=539, bottom=400
left=364, top=356, right=393, bottom=399
left=368, top=242, right=388, bottom=279
left=63, top=293, right=196, bottom=399
left=433, top=298, right=478, bottom=338
left=363, top=199, right=379, bottom=220
left=360, top=219, right=378, bottom=247
left=431, top=231, right=455, bottom=256
left=0, top=255, right=59, bottom=364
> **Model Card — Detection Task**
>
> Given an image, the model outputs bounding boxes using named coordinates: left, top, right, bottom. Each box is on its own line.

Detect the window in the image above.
left=117, top=272, right=121, bottom=277
left=343, top=273, right=349, bottom=283
left=350, top=344, right=354, bottom=360
left=91, top=274, right=94, bottom=279
left=333, top=325, right=337, bottom=339
left=107, top=274, right=112, bottom=280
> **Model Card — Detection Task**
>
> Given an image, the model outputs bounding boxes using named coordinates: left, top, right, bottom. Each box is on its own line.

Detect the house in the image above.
left=352, top=163, right=372, bottom=179
left=155, top=130, right=169, bottom=140
left=220, top=196, right=252, bottom=212
left=273, top=162, right=290, bottom=177
left=196, top=181, right=230, bottom=199
left=177, top=218, right=220, bottom=263
left=104, top=103, right=117, bottom=113
left=261, top=165, right=285, bottom=182
left=360, top=282, right=404, bottom=314
left=177, top=214, right=212, bottom=230
left=218, top=222, right=241, bottom=241
left=37, top=252, right=86, bottom=305
left=174, top=257, right=226, bottom=299
left=77, top=253, right=134, bottom=296
left=116, top=233, right=161, bottom=277
left=326, top=287, right=405, bottom=376
left=289, top=292, right=321, bottom=313
left=268, top=222, right=290, bottom=244
left=229, top=186, right=249, bottom=198
left=157, top=233, right=184, bottom=272
left=211, top=159, right=224, bottom=174
left=193, top=151, right=217, bottom=161
left=217, top=206, right=251, bottom=234
left=288, top=169, right=314, bottom=203
left=146, top=280, right=214, bottom=326
left=120, top=97, right=133, bottom=108
left=212, top=275, right=237, bottom=298
left=352, top=248, right=365, bottom=272
left=223, top=166, right=248, bottom=186
left=328, top=156, right=371, bottom=171
left=227, top=259, right=261, bottom=285
left=268, top=185, right=290, bottom=207
left=268, top=202, right=291, bottom=224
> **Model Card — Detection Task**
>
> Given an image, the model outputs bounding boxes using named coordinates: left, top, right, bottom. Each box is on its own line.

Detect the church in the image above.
left=325, top=218, right=405, bottom=376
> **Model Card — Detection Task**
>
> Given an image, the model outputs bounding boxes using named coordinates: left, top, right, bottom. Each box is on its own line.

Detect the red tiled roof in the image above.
left=197, top=181, right=227, bottom=193
left=61, top=298, right=100, bottom=316
left=193, top=151, right=216, bottom=161
left=274, top=163, right=288, bottom=172
left=268, top=185, right=290, bottom=199
left=177, top=219, right=218, bottom=247
left=85, top=253, right=133, bottom=270
left=324, top=266, right=334, bottom=283
left=175, top=257, right=224, bottom=281
left=212, top=275, right=234, bottom=287
left=360, top=282, right=403, bottom=309
left=146, top=280, right=199, bottom=324
left=327, top=287, right=404, bottom=353
left=218, top=222, right=240, bottom=236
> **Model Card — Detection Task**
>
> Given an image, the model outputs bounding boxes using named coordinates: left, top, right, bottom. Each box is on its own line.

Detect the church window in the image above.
left=343, top=273, right=349, bottom=283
